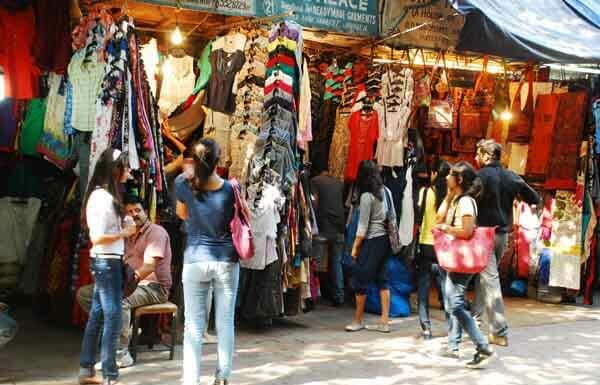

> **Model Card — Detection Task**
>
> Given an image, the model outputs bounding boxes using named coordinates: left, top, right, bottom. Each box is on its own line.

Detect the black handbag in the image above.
left=122, top=263, right=138, bottom=298
left=383, top=188, right=402, bottom=255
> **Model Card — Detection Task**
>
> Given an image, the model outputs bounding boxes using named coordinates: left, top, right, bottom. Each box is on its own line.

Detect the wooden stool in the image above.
left=130, top=302, right=178, bottom=363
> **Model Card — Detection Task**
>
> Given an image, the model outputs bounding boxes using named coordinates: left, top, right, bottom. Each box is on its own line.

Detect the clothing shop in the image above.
left=1, top=0, right=600, bottom=337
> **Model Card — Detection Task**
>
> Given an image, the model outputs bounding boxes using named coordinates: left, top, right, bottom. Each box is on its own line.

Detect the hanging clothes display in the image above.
left=38, top=73, right=69, bottom=168
left=238, top=21, right=318, bottom=321
left=32, top=0, right=71, bottom=72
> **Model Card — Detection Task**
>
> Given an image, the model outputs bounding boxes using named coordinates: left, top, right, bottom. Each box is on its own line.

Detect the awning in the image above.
left=453, top=0, right=600, bottom=63
left=565, top=0, right=600, bottom=29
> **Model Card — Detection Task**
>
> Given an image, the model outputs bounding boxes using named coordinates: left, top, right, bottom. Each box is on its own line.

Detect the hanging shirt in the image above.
left=344, top=110, right=379, bottom=181
left=193, top=40, right=213, bottom=93
left=19, top=98, right=46, bottom=157
left=0, top=6, right=39, bottom=99
left=298, top=59, right=312, bottom=150
left=205, top=49, right=245, bottom=114
left=398, top=165, right=414, bottom=246
left=38, top=73, right=69, bottom=168
left=68, top=50, right=105, bottom=132
left=140, top=38, right=159, bottom=97
left=158, top=55, right=196, bottom=117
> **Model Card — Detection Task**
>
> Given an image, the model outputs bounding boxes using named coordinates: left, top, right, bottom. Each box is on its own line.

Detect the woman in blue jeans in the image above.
left=435, top=162, right=496, bottom=368
left=176, top=138, right=240, bottom=385
left=79, top=149, right=135, bottom=385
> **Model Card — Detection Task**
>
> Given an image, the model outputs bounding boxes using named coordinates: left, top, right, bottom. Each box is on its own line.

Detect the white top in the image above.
left=86, top=188, right=124, bottom=256
left=446, top=196, right=478, bottom=230
left=140, top=38, right=159, bottom=97
left=158, top=55, right=196, bottom=117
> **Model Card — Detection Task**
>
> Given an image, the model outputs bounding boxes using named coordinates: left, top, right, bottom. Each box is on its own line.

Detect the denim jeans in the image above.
left=182, top=262, right=240, bottom=385
left=417, top=244, right=444, bottom=331
left=445, top=272, right=488, bottom=352
left=327, top=233, right=345, bottom=303
left=473, top=232, right=509, bottom=337
left=80, top=258, right=122, bottom=380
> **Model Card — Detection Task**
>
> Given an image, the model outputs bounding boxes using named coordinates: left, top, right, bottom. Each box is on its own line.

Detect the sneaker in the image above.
left=421, top=330, right=433, bottom=340
left=103, top=379, right=119, bottom=385
left=213, top=380, right=229, bottom=385
left=345, top=322, right=364, bottom=332
left=118, top=351, right=134, bottom=368
left=466, top=349, right=496, bottom=369
left=203, top=332, right=218, bottom=344
left=365, top=323, right=391, bottom=333
left=436, top=348, right=460, bottom=360
left=488, top=334, right=508, bottom=347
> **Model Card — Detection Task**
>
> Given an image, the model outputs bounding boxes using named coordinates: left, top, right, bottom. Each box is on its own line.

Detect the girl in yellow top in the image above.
left=417, top=159, right=450, bottom=339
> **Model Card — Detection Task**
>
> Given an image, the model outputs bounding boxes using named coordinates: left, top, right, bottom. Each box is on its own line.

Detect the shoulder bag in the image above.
left=432, top=197, right=495, bottom=274
left=383, top=188, right=402, bottom=255
left=229, top=179, right=255, bottom=261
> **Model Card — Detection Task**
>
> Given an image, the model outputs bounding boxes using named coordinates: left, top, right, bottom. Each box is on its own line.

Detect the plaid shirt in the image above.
left=67, top=50, right=105, bottom=132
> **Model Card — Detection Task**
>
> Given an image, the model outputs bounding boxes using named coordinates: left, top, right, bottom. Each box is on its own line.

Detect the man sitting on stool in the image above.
left=77, top=195, right=172, bottom=367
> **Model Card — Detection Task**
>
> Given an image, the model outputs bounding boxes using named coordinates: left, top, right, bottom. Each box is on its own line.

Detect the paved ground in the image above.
left=1, top=297, right=600, bottom=385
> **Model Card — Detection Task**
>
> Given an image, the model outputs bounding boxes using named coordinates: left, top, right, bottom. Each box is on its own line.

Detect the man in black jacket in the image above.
left=475, top=140, right=540, bottom=347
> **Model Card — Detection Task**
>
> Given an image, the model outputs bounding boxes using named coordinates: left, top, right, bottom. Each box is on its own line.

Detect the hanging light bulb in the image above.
left=171, top=24, right=184, bottom=45
left=500, top=110, right=513, bottom=121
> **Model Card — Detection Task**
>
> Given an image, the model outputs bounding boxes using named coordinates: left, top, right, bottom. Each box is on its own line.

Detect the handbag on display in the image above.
left=229, top=179, right=255, bottom=261
left=432, top=197, right=495, bottom=274
left=383, top=188, right=402, bottom=255
left=507, top=68, right=534, bottom=143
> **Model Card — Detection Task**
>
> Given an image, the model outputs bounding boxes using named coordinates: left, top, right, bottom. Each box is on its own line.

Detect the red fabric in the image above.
left=33, top=0, right=71, bottom=72
left=0, top=6, right=40, bottom=99
left=180, top=93, right=197, bottom=113
left=344, top=110, right=379, bottom=181
left=545, top=92, right=588, bottom=190
left=526, top=94, right=560, bottom=176
left=266, top=53, right=295, bottom=69
left=264, top=80, right=293, bottom=96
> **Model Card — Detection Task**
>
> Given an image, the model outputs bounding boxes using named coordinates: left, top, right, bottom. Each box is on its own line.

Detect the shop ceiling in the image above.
left=82, top=0, right=600, bottom=74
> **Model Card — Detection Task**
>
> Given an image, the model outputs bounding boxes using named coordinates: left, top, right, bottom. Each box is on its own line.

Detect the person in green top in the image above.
left=416, top=159, right=451, bottom=340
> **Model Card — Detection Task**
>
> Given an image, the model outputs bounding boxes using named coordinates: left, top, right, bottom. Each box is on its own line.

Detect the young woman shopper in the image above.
left=346, top=160, right=396, bottom=333
left=435, top=161, right=496, bottom=368
left=416, top=159, right=451, bottom=339
left=175, top=138, right=240, bottom=385
left=78, top=148, right=134, bottom=385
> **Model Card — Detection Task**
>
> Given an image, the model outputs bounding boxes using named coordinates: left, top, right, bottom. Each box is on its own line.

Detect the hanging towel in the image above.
left=399, top=165, right=414, bottom=246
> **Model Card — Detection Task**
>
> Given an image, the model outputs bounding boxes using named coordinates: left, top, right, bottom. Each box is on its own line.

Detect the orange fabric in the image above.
left=344, top=110, right=379, bottom=181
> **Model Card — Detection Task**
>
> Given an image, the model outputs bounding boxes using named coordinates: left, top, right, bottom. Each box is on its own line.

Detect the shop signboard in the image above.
left=139, top=0, right=379, bottom=36
left=380, top=0, right=464, bottom=49
left=138, top=0, right=257, bottom=16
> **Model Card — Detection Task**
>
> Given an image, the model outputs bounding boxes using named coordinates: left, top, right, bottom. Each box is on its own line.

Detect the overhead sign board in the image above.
left=139, top=0, right=379, bottom=36
left=380, top=0, right=464, bottom=49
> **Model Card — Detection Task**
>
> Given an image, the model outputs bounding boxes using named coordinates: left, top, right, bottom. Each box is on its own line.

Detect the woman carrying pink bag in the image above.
left=434, top=162, right=496, bottom=369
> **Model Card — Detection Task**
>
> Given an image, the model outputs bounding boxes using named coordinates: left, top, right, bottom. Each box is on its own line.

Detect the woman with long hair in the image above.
left=79, top=148, right=134, bottom=385
left=416, top=159, right=451, bottom=339
left=346, top=160, right=396, bottom=333
left=175, top=138, right=240, bottom=385
left=435, top=161, right=496, bottom=368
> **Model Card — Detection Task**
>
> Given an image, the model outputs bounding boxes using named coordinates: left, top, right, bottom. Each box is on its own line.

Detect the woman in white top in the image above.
left=78, top=148, right=135, bottom=385
left=435, top=161, right=496, bottom=369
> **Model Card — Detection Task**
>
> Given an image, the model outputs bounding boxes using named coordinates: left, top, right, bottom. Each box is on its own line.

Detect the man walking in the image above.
left=475, top=139, right=540, bottom=346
